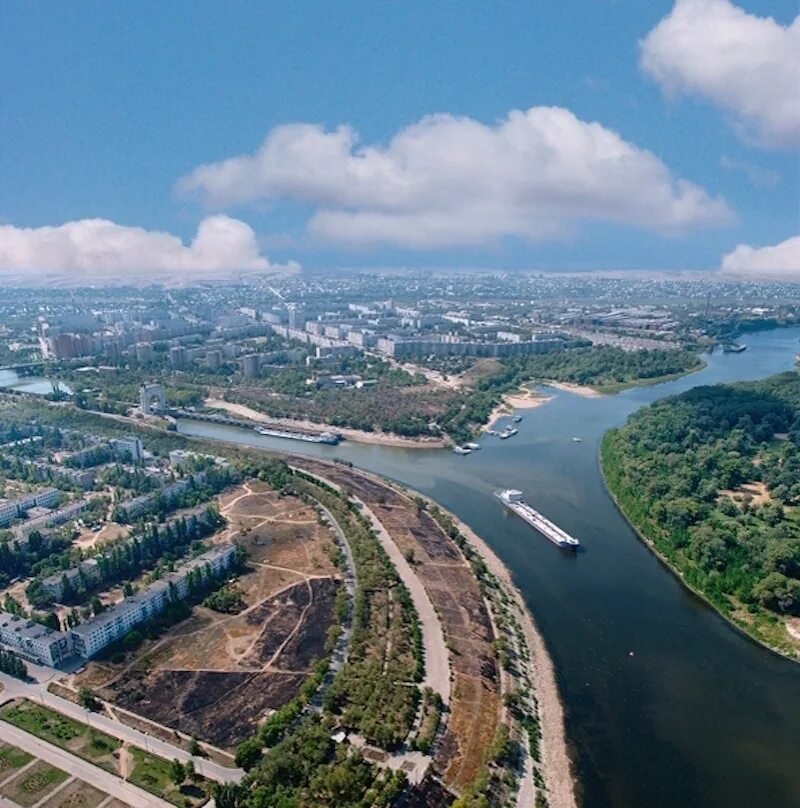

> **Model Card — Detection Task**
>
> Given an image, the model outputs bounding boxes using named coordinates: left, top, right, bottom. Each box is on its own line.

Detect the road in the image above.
left=0, top=673, right=244, bottom=785
left=314, top=500, right=357, bottom=668
left=0, top=721, right=171, bottom=807
left=352, top=498, right=452, bottom=705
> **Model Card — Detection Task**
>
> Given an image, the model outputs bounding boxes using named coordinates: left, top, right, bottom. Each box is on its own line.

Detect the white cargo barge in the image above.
left=255, top=426, right=340, bottom=445
left=495, top=489, right=580, bottom=549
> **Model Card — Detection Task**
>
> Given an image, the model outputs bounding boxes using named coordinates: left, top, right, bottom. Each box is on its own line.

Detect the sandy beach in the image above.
left=544, top=380, right=605, bottom=398
left=205, top=397, right=447, bottom=449
left=484, top=388, right=554, bottom=431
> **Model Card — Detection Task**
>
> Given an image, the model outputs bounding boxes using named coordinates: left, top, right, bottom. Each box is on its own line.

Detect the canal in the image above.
left=179, top=328, right=800, bottom=808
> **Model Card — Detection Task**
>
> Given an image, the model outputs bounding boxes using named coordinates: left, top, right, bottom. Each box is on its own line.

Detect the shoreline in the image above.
left=483, top=389, right=555, bottom=431
left=204, top=397, right=447, bottom=449
left=543, top=380, right=605, bottom=398
left=352, top=466, right=577, bottom=808
left=599, top=435, right=800, bottom=666
left=442, top=508, right=579, bottom=808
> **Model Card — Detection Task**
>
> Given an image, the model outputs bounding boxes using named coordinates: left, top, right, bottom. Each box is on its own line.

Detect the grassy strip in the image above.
left=0, top=700, right=120, bottom=774
left=128, top=747, right=212, bottom=807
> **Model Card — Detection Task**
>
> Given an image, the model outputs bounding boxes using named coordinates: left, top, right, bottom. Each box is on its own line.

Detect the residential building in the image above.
left=0, top=611, right=73, bottom=667
left=69, top=544, right=236, bottom=658
left=0, top=488, right=60, bottom=527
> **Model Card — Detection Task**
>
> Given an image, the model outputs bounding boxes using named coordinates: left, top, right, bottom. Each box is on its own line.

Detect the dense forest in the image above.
left=483, top=345, right=703, bottom=393
left=602, top=371, right=800, bottom=658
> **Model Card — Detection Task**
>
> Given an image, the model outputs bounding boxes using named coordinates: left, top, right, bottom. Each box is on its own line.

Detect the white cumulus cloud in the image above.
left=641, top=0, right=800, bottom=147
left=0, top=215, right=298, bottom=279
left=721, top=234, right=800, bottom=278
left=177, top=106, right=732, bottom=250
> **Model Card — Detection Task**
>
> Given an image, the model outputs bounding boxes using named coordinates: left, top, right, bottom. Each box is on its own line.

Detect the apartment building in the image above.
left=0, top=611, right=72, bottom=667
left=41, top=559, right=101, bottom=601
left=69, top=544, right=235, bottom=659
left=0, top=488, right=60, bottom=527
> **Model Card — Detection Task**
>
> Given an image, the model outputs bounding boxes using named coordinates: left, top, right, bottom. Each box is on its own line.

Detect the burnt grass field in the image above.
left=101, top=577, right=340, bottom=748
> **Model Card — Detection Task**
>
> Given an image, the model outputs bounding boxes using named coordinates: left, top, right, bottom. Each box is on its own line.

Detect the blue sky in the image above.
left=0, top=1, right=797, bottom=277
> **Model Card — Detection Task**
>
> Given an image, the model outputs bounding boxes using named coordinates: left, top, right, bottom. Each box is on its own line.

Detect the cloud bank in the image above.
left=0, top=215, right=298, bottom=279
left=178, top=106, right=732, bottom=250
left=641, top=0, right=800, bottom=147
left=721, top=235, right=800, bottom=278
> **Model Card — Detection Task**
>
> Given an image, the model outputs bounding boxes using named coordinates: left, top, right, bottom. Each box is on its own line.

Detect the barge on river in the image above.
left=255, top=426, right=340, bottom=445
left=495, top=489, right=580, bottom=550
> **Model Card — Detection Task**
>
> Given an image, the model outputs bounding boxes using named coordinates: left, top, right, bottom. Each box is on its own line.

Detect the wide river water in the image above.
left=179, top=328, right=800, bottom=808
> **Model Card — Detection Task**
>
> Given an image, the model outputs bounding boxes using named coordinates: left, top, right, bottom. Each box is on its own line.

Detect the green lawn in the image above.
left=0, top=700, right=121, bottom=774
left=128, top=748, right=212, bottom=807
left=0, top=743, right=33, bottom=778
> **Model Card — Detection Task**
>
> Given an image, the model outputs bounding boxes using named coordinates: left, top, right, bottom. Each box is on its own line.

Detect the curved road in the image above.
left=353, top=497, right=452, bottom=705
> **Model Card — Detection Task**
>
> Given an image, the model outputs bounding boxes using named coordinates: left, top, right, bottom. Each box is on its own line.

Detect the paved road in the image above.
left=0, top=721, right=171, bottom=807
left=0, top=673, right=244, bottom=785
left=353, top=498, right=452, bottom=705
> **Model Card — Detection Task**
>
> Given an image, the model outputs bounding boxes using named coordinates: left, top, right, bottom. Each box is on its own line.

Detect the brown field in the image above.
left=39, top=778, right=108, bottom=808
left=103, top=669, right=307, bottom=748
left=286, top=457, right=501, bottom=792
left=73, top=481, right=341, bottom=750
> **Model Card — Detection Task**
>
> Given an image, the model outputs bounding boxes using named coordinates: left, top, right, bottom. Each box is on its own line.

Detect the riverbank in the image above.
left=204, top=397, right=447, bottom=449
left=351, top=468, right=577, bottom=808
left=544, top=381, right=605, bottom=398
left=484, top=388, right=554, bottom=430
left=441, top=506, right=578, bottom=808
left=175, top=421, right=579, bottom=806
left=599, top=432, right=800, bottom=665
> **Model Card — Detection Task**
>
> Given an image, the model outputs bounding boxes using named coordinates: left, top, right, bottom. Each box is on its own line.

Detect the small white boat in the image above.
left=464, top=442, right=481, bottom=450
left=453, top=446, right=472, bottom=455
left=572, top=436, right=582, bottom=443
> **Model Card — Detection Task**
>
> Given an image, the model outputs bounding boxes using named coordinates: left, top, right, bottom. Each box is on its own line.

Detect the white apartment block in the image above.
left=69, top=544, right=236, bottom=658
left=0, top=488, right=60, bottom=527
left=0, top=611, right=72, bottom=667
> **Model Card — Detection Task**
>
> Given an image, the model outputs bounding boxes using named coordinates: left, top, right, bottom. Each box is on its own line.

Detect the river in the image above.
left=0, top=369, right=71, bottom=396
left=178, top=328, right=800, bottom=808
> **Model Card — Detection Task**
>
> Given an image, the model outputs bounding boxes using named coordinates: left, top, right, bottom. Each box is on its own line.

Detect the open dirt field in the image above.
left=38, top=778, right=108, bottom=808
left=73, top=481, right=341, bottom=750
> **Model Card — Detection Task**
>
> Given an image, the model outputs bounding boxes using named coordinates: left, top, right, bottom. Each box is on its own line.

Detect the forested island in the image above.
left=602, top=371, right=800, bottom=659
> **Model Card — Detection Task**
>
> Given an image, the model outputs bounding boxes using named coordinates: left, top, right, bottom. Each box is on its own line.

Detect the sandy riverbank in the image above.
left=445, top=513, right=578, bottom=808
left=205, top=397, right=447, bottom=449
left=484, top=389, right=554, bottom=431
left=348, top=467, right=577, bottom=808
left=544, top=381, right=605, bottom=398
